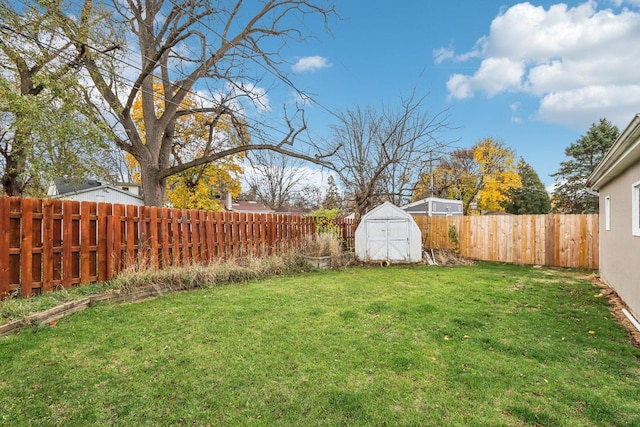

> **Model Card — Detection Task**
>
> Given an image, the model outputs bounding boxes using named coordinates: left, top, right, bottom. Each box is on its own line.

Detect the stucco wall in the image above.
left=599, top=165, right=640, bottom=317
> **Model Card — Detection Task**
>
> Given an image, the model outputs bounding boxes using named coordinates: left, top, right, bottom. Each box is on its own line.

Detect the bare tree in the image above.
left=52, top=0, right=335, bottom=206
left=292, top=184, right=324, bottom=210
left=244, top=151, right=310, bottom=209
left=327, top=94, right=451, bottom=218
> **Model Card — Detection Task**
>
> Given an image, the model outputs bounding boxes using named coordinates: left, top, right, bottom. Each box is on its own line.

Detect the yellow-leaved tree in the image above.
left=412, top=138, right=521, bottom=214
left=126, top=80, right=245, bottom=210
left=473, top=138, right=521, bottom=212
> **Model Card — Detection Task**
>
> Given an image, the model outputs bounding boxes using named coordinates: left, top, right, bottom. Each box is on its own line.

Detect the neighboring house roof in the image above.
left=229, top=200, right=274, bottom=213
left=49, top=179, right=144, bottom=206
left=401, top=197, right=463, bottom=216
left=402, top=197, right=460, bottom=210
left=50, top=178, right=102, bottom=195
left=587, top=113, right=640, bottom=190
left=275, top=205, right=311, bottom=215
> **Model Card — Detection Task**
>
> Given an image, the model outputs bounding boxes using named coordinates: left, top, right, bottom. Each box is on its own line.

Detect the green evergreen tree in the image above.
left=322, top=175, right=342, bottom=210
left=551, top=118, right=618, bottom=214
left=503, top=159, right=551, bottom=214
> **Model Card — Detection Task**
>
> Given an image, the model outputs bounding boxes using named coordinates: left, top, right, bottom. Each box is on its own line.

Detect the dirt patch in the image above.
left=589, top=275, right=640, bottom=349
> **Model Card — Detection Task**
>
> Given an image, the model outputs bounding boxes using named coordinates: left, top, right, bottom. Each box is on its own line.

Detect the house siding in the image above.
left=53, top=187, right=144, bottom=206
left=599, top=164, right=640, bottom=317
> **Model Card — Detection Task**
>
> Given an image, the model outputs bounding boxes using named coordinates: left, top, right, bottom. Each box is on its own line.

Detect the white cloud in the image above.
left=446, top=74, right=474, bottom=100
left=240, top=159, right=335, bottom=199
left=474, top=57, right=525, bottom=96
left=292, top=56, right=331, bottom=73
left=433, top=40, right=486, bottom=64
left=439, top=1, right=640, bottom=128
left=433, top=47, right=455, bottom=65
left=446, top=57, right=524, bottom=100
left=612, top=0, right=640, bottom=7
left=510, top=102, right=523, bottom=123
left=536, top=85, right=640, bottom=127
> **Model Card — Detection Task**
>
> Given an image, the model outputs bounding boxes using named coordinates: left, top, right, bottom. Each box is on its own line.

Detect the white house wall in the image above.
left=599, top=165, right=640, bottom=318
left=54, top=188, right=144, bottom=206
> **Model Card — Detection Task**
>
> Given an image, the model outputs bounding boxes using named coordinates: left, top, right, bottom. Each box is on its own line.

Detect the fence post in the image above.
left=0, top=198, right=8, bottom=298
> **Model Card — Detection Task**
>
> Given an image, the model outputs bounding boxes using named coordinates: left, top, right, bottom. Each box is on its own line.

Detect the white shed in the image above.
left=355, top=202, right=422, bottom=263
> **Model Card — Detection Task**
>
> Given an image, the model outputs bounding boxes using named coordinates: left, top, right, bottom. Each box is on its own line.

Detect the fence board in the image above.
left=0, top=196, right=355, bottom=300
left=125, top=204, right=137, bottom=267
left=0, top=198, right=9, bottom=298
left=42, top=200, right=54, bottom=292
left=191, top=209, right=201, bottom=263
left=61, top=201, right=73, bottom=288
left=97, top=203, right=110, bottom=282
left=20, top=198, right=34, bottom=297
left=112, top=204, right=123, bottom=275
left=420, top=214, right=598, bottom=269
left=80, top=202, right=91, bottom=284
left=199, top=210, right=208, bottom=260
left=180, top=209, right=190, bottom=264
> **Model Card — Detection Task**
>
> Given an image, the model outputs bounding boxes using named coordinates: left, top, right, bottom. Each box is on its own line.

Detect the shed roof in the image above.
left=361, top=201, right=414, bottom=221
left=275, top=205, right=311, bottom=215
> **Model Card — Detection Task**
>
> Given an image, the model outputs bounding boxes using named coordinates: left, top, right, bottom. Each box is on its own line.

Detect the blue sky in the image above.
left=275, top=0, right=640, bottom=189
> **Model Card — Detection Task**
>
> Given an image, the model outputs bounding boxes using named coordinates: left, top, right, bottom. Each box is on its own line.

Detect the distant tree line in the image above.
left=409, top=118, right=618, bottom=216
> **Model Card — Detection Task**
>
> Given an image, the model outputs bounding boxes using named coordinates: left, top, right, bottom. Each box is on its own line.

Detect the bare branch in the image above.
left=327, top=93, right=455, bottom=217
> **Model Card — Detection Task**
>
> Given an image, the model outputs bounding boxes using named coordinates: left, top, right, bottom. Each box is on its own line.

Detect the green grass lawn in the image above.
left=1, top=263, right=639, bottom=426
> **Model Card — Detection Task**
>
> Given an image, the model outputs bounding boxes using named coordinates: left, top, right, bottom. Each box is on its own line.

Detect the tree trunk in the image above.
left=1, top=126, right=29, bottom=196
left=139, top=164, right=166, bottom=207
left=1, top=155, right=24, bottom=196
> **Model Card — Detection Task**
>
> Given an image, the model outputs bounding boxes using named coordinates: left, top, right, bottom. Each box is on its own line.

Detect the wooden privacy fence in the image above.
left=415, top=214, right=599, bottom=269
left=0, top=196, right=356, bottom=299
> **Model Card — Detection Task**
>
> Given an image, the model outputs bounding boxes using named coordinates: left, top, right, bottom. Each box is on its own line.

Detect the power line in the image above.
left=4, top=0, right=328, bottom=153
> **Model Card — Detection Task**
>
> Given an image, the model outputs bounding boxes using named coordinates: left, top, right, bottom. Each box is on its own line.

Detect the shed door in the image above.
left=366, top=219, right=410, bottom=261
left=387, top=219, right=410, bottom=261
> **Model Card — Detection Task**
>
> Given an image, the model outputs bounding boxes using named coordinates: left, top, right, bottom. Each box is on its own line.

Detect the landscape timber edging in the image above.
left=0, top=284, right=178, bottom=337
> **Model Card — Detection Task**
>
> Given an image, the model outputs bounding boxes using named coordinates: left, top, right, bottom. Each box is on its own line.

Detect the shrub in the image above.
left=301, top=232, right=343, bottom=258
left=306, top=207, right=342, bottom=236
left=448, top=224, right=460, bottom=254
